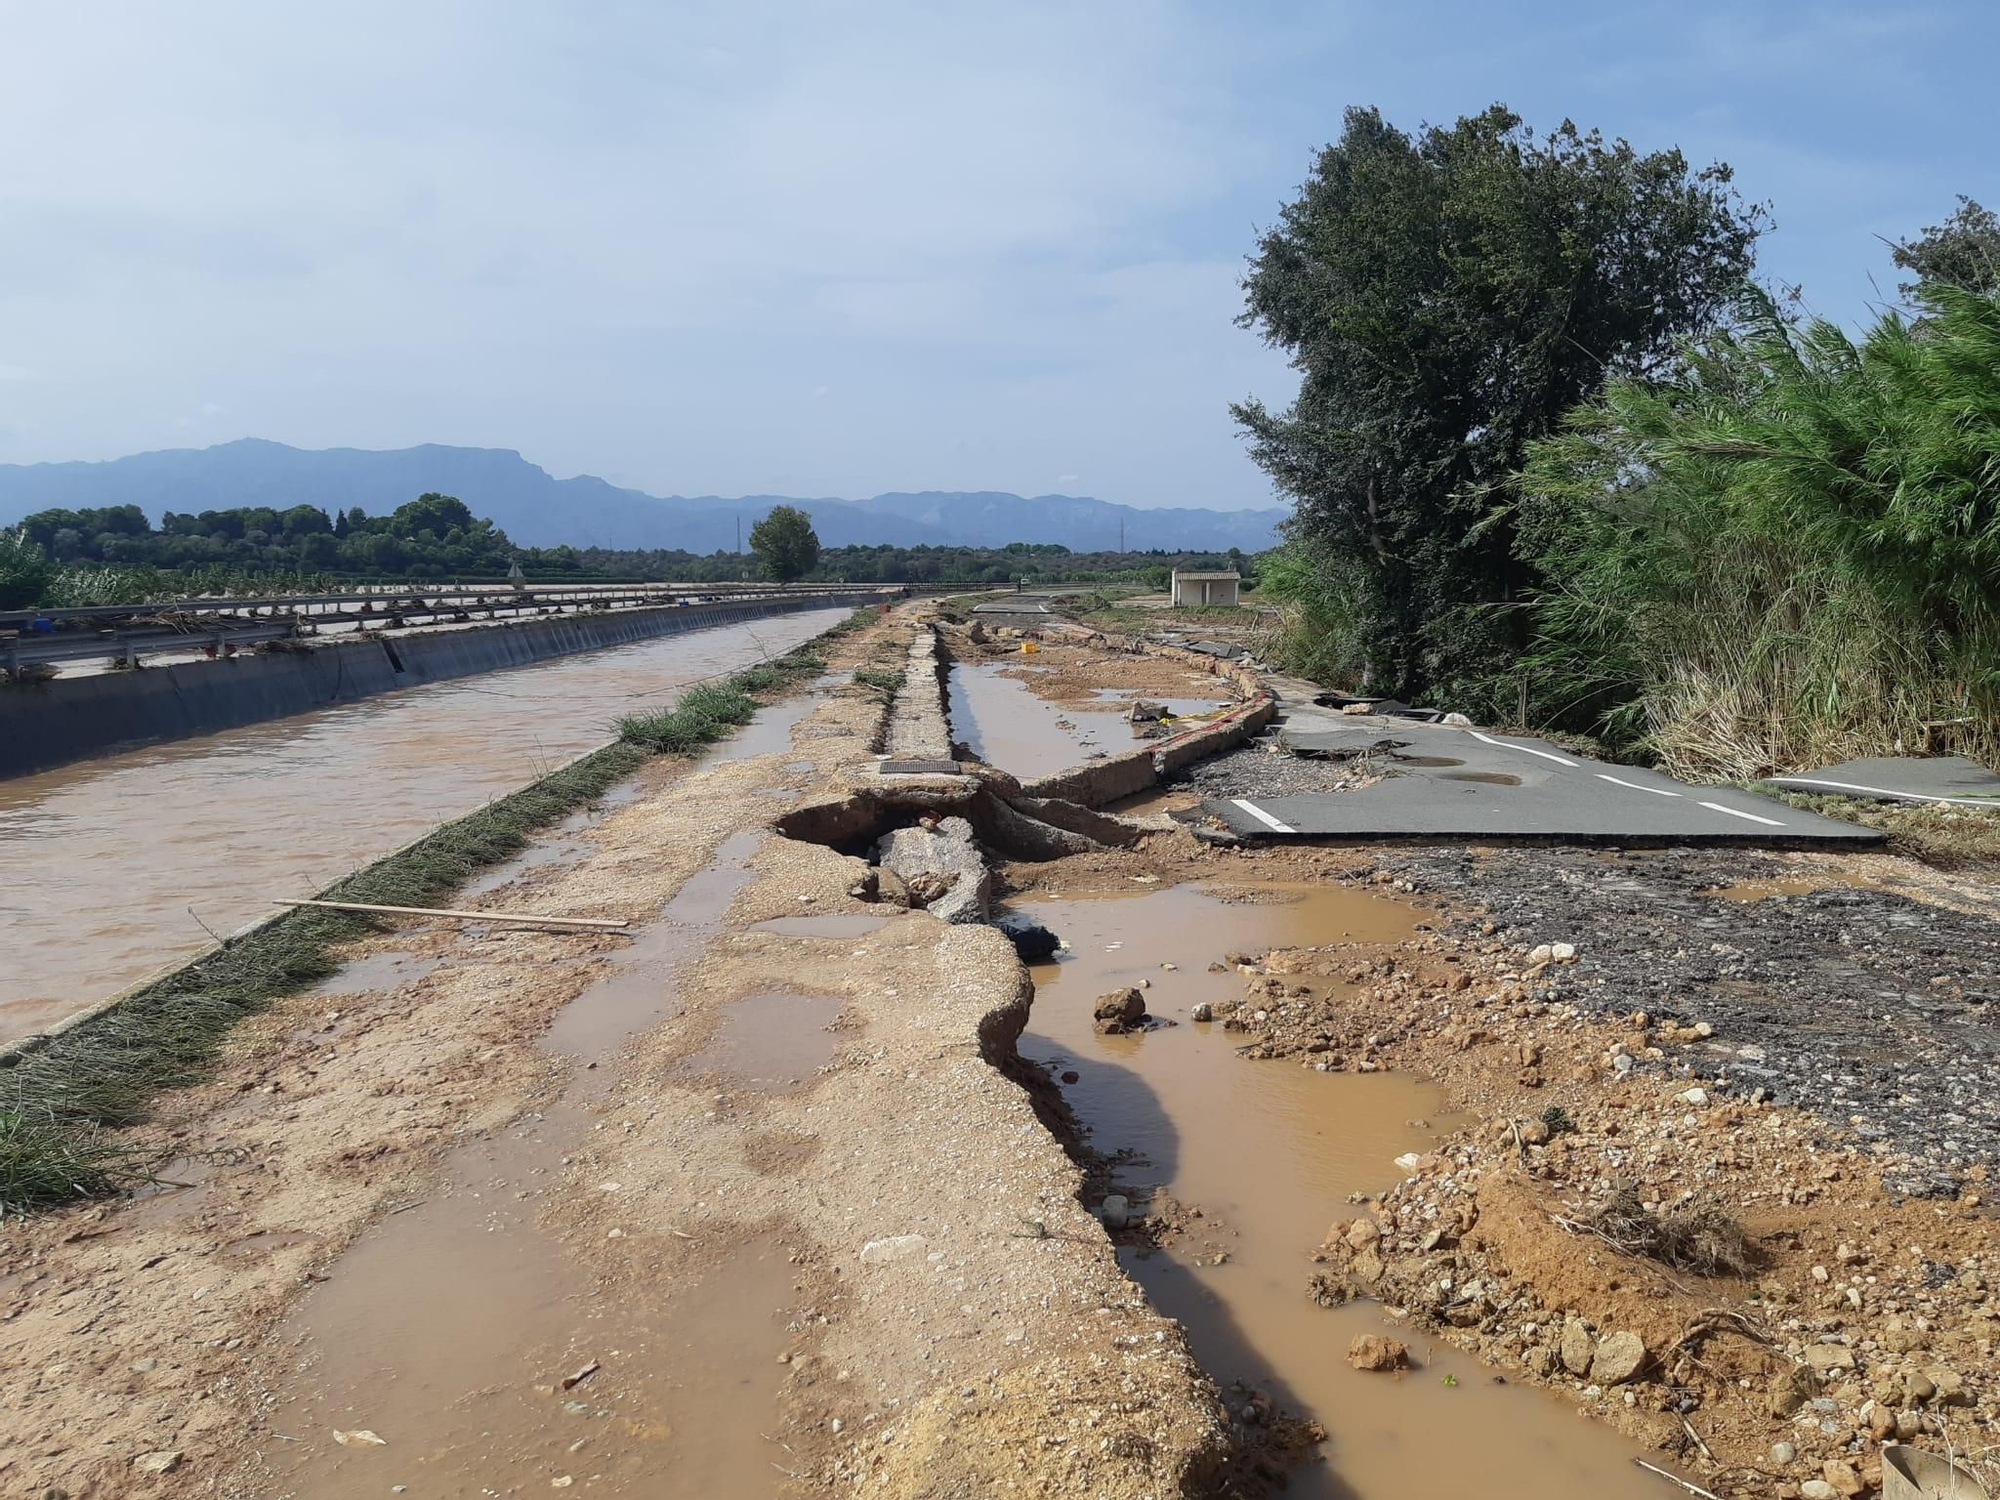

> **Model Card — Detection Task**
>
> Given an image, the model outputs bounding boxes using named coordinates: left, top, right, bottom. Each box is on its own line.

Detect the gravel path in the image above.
left=1174, top=740, right=1387, bottom=799
left=1380, top=846, right=2000, bottom=1198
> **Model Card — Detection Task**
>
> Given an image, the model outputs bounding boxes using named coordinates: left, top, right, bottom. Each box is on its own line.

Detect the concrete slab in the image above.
left=1764, top=755, right=2000, bottom=808
left=1201, top=712, right=1880, bottom=845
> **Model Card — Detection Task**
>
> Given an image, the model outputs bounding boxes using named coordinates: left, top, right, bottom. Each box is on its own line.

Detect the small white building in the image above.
left=1170, top=569, right=1240, bottom=607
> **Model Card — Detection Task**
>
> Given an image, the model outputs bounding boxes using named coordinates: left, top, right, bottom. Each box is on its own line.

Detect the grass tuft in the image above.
left=852, top=666, right=902, bottom=694
left=0, top=1107, right=146, bottom=1213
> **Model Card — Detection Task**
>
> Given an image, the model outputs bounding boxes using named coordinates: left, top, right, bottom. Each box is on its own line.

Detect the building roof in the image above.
left=1172, top=570, right=1240, bottom=580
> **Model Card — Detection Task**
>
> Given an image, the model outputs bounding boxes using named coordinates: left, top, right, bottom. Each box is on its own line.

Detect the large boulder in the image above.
left=1093, top=987, right=1148, bottom=1034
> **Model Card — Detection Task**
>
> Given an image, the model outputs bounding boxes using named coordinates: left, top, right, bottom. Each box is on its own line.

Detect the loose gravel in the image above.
left=1377, top=846, right=2000, bottom=1198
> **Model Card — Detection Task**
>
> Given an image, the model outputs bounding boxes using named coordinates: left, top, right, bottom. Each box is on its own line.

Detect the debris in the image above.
left=333, top=1429, right=388, bottom=1446
left=132, top=1451, right=183, bottom=1474
left=1346, top=1334, right=1408, bottom=1371
left=561, top=1361, right=599, bottom=1391
left=275, top=898, right=627, bottom=931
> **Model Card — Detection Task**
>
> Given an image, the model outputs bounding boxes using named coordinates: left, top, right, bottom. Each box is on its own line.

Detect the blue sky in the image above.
left=0, top=1, right=1991, bottom=510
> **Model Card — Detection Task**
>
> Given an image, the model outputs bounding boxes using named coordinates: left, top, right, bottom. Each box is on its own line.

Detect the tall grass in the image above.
left=1255, top=539, right=1372, bottom=688
left=1503, top=286, right=2000, bottom=779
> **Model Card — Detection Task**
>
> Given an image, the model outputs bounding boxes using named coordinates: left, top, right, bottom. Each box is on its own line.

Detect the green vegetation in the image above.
left=1237, top=102, right=1999, bottom=784
left=0, top=611, right=870, bottom=1216
left=747, top=503, right=821, bottom=583
left=852, top=666, right=903, bottom=693
left=1510, top=285, right=2000, bottom=779
left=1236, top=104, right=1763, bottom=700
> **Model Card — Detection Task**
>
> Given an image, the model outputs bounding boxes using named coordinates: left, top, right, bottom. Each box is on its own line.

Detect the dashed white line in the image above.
left=1596, top=773, right=1682, bottom=798
left=1466, top=730, right=1578, bottom=768
left=1698, top=800, right=1786, bottom=827
left=1766, top=775, right=2000, bottom=809
left=1230, top=798, right=1296, bottom=834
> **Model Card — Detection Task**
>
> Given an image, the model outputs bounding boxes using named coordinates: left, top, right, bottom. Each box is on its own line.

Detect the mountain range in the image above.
left=0, top=439, right=1287, bottom=554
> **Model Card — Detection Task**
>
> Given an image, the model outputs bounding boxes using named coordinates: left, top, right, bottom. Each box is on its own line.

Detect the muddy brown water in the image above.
left=1020, top=881, right=1665, bottom=1500
left=948, top=662, right=1221, bottom=781
left=0, top=609, right=849, bottom=1037
left=259, top=705, right=824, bottom=1497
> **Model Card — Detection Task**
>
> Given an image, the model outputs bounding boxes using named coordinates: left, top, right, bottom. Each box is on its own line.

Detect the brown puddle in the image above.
left=684, top=990, right=845, bottom=1092
left=0, top=608, right=852, bottom=1037
left=253, top=699, right=821, bottom=1496
left=750, top=913, right=892, bottom=939
left=1021, top=882, right=1666, bottom=1500
left=307, top=949, right=442, bottom=997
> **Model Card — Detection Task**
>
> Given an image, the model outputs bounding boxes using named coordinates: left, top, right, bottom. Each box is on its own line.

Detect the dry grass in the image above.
left=1585, top=1184, right=1761, bottom=1278
left=1771, top=791, right=2000, bottom=872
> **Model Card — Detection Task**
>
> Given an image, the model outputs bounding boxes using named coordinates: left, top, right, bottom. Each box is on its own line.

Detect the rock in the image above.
left=1682, top=1088, right=1708, bottom=1106
left=1800, top=1482, right=1840, bottom=1500
left=875, top=818, right=991, bottom=923
left=1128, top=700, right=1168, bottom=723
left=1805, top=1344, right=1857, bottom=1376
left=1771, top=1441, right=1797, bottom=1465
left=333, top=1430, right=388, bottom=1446
left=133, top=1452, right=183, bottom=1474
left=1900, top=1370, right=1936, bottom=1404
left=1867, top=1405, right=1896, bottom=1440
left=966, top=619, right=988, bottom=643
left=1588, top=1332, right=1649, bottom=1386
left=1190, top=1001, right=1214, bottom=1022
left=1520, top=1118, right=1551, bottom=1146
left=1612, top=1053, right=1636, bottom=1074
left=1769, top=1366, right=1815, bottom=1417
left=1895, top=1409, right=1922, bottom=1441
left=1928, top=1367, right=1971, bottom=1406
left=1092, top=987, right=1148, bottom=1034
left=1343, top=1218, right=1382, bottom=1251
left=1522, top=1346, right=1555, bottom=1378
left=1550, top=941, right=1577, bottom=963
left=1821, top=1459, right=1864, bottom=1498
left=1392, top=1152, right=1424, bottom=1173
left=859, top=1234, right=926, bottom=1264
left=1346, top=1334, right=1408, bottom=1371
left=1100, top=1194, right=1131, bottom=1230
left=1060, top=1070, right=1079, bottom=1084
left=1442, top=711, right=1473, bottom=726
left=1350, top=1249, right=1385, bottom=1285
left=1527, top=944, right=1554, bottom=966
left=992, top=911, right=1060, bottom=960
left=1559, top=1318, right=1595, bottom=1377
left=129, top=1358, right=158, bottom=1374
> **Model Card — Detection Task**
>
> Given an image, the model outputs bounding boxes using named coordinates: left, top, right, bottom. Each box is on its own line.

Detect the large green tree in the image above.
left=747, top=504, right=821, bottom=582
left=1235, top=104, right=1765, bottom=697
left=1892, top=196, right=2000, bottom=297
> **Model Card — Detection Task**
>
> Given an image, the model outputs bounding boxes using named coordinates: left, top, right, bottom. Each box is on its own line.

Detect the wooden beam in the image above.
left=275, top=898, right=627, bottom=931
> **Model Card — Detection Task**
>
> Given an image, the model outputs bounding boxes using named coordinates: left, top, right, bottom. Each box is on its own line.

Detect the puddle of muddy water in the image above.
left=1020, top=882, right=1667, bottom=1500
left=685, top=989, right=844, bottom=1092
left=307, top=949, right=442, bottom=997
left=950, top=662, right=1210, bottom=781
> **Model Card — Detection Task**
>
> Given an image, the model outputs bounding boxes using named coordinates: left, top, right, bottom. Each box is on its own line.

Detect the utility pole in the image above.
left=1118, top=517, right=1125, bottom=553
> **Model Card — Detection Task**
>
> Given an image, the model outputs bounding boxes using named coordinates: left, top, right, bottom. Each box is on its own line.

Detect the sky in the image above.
left=0, top=1, right=1993, bottom=511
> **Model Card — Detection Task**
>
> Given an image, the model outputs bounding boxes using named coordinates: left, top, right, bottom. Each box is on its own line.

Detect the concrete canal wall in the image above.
left=0, top=592, right=880, bottom=779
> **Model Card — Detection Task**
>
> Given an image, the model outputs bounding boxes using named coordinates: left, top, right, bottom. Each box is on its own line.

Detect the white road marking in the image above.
left=1466, top=730, right=1578, bottom=768
left=1231, top=798, right=1297, bottom=834
left=1596, top=773, right=1682, bottom=798
left=1698, top=800, right=1786, bottom=827
left=1766, top=775, right=2000, bottom=809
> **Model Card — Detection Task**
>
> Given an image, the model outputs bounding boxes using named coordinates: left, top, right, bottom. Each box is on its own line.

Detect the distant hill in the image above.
left=0, top=439, right=1287, bottom=553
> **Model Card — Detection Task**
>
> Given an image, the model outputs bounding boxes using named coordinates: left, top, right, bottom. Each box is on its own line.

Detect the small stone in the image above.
left=1560, top=1318, right=1594, bottom=1377
left=1901, top=1370, right=1936, bottom=1404
left=1895, top=1409, right=1922, bottom=1441
left=1588, top=1331, right=1649, bottom=1386
left=333, top=1429, right=388, bottom=1446
left=1522, top=1346, right=1555, bottom=1378
left=1613, top=1053, right=1635, bottom=1074
left=1092, top=987, right=1147, bottom=1034
left=552, top=1479, right=574, bottom=1490
left=1550, top=941, right=1577, bottom=963
left=1392, top=1152, right=1424, bottom=1173
left=1771, top=1441, right=1797, bottom=1465
left=129, top=1358, right=158, bottom=1374
left=1928, top=1367, right=1971, bottom=1406
left=1821, top=1459, right=1864, bottom=1498
left=1100, top=1195, right=1131, bottom=1231
left=1343, top=1218, right=1382, bottom=1251
left=1346, top=1334, right=1408, bottom=1372
left=1682, top=1088, right=1707, bottom=1106
left=1812, top=1264, right=1831, bottom=1283
left=1768, top=1366, right=1816, bottom=1417
left=1800, top=1482, right=1839, bottom=1500
left=133, top=1451, right=183, bottom=1474
left=1804, top=1343, right=1856, bottom=1375
left=1190, top=1002, right=1214, bottom=1023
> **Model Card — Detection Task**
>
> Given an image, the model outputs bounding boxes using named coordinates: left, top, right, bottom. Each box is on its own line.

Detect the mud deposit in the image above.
left=0, top=608, right=850, bottom=1036
left=1019, top=882, right=1663, bottom=1499
left=1380, top=845, right=2000, bottom=1195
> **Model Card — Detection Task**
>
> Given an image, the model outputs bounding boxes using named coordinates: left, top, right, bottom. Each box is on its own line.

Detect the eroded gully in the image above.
left=949, top=659, right=1664, bottom=1497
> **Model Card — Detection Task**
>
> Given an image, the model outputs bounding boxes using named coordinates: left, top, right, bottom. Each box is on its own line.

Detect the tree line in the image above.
left=1243, top=102, right=2000, bottom=777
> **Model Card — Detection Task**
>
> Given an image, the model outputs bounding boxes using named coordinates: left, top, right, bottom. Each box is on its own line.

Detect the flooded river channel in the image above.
left=0, top=608, right=849, bottom=1037
left=1020, top=883, right=1664, bottom=1499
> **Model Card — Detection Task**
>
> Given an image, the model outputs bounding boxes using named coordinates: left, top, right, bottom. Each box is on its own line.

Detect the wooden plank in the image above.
left=275, top=898, right=627, bottom=931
